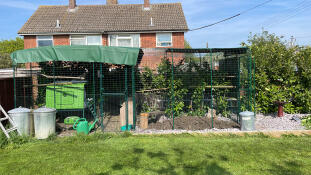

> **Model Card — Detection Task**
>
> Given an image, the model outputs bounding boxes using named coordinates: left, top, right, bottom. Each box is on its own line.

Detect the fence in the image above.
left=13, top=47, right=254, bottom=131
left=135, top=48, right=255, bottom=130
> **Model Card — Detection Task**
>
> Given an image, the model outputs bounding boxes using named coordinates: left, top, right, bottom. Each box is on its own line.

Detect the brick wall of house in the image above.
left=24, top=36, right=37, bottom=68
left=139, top=32, right=185, bottom=69
left=24, top=35, right=36, bottom=49
left=23, top=32, right=185, bottom=69
left=172, top=32, right=184, bottom=48
left=102, top=34, right=108, bottom=46
left=140, top=33, right=156, bottom=48
left=53, top=35, right=70, bottom=45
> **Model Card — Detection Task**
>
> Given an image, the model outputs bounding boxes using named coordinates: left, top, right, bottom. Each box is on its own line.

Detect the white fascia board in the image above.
left=19, top=30, right=188, bottom=36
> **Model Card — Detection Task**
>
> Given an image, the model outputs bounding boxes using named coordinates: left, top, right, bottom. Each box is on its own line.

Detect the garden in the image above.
left=1, top=133, right=311, bottom=175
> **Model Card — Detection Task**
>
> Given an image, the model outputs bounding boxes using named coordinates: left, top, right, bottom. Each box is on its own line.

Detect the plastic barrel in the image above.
left=239, top=111, right=255, bottom=131
left=8, top=107, right=31, bottom=136
left=33, top=107, right=56, bottom=139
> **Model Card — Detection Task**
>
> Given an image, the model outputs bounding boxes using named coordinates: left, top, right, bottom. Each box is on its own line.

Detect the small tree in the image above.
left=243, top=31, right=311, bottom=114
left=0, top=37, right=24, bottom=68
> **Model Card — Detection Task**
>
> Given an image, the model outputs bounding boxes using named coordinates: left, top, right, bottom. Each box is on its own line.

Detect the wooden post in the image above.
left=140, top=113, right=149, bottom=129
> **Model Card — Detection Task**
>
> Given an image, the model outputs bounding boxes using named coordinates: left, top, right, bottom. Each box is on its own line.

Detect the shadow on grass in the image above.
left=269, top=161, right=303, bottom=175
left=102, top=147, right=232, bottom=175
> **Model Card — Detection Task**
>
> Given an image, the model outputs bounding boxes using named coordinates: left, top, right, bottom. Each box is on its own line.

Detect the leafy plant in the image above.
left=216, top=96, right=230, bottom=117
left=301, top=115, right=311, bottom=129
left=189, top=82, right=208, bottom=116
left=165, top=79, right=188, bottom=118
left=243, top=31, right=311, bottom=114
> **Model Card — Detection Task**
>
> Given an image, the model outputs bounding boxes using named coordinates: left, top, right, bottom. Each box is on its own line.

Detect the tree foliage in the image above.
left=244, top=31, right=311, bottom=114
left=0, top=37, right=24, bottom=68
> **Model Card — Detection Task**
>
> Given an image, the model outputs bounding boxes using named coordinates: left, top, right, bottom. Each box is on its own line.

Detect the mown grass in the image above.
left=0, top=132, right=311, bottom=175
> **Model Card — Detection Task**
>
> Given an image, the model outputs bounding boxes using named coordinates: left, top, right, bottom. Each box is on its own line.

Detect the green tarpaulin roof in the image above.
left=10, top=45, right=140, bottom=66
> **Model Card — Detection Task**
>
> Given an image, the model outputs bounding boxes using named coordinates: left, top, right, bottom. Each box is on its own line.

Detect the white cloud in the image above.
left=0, top=1, right=37, bottom=10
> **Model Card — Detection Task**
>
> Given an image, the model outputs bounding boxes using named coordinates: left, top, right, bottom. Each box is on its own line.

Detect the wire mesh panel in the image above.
left=135, top=48, right=254, bottom=130
left=13, top=62, right=136, bottom=132
left=13, top=47, right=254, bottom=132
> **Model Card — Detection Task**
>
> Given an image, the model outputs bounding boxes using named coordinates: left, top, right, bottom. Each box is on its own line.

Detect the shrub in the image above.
left=244, top=31, right=311, bottom=114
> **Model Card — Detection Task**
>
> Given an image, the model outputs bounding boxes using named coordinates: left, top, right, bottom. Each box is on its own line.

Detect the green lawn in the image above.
left=0, top=133, right=311, bottom=175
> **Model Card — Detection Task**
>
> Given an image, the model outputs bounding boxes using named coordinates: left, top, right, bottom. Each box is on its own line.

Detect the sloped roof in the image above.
left=18, top=3, right=188, bottom=34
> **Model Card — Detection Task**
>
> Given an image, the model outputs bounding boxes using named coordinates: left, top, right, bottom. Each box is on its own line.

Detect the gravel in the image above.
left=135, top=113, right=308, bottom=134
left=255, top=113, right=307, bottom=131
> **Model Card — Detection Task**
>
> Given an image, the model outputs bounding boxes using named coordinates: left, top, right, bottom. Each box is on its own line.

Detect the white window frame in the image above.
left=70, top=35, right=102, bottom=46
left=36, top=35, right=53, bottom=47
left=108, top=34, right=140, bottom=47
left=156, top=33, right=172, bottom=47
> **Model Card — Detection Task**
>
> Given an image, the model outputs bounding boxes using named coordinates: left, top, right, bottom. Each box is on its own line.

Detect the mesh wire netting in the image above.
left=13, top=47, right=254, bottom=131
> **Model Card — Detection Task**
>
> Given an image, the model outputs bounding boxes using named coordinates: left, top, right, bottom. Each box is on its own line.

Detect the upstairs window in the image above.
left=109, top=34, right=140, bottom=47
left=37, top=36, right=53, bottom=47
left=156, top=33, right=172, bottom=47
left=70, top=35, right=102, bottom=45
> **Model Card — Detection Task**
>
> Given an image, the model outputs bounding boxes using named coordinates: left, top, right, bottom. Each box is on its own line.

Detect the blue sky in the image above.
left=0, top=0, right=310, bottom=48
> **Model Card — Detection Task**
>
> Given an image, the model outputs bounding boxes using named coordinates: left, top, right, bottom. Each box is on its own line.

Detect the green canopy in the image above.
left=10, top=45, right=140, bottom=66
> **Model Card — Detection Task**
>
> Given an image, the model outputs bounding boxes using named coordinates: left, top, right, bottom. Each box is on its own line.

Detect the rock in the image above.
left=205, top=108, right=216, bottom=118
left=291, top=116, right=301, bottom=122
left=158, top=115, right=169, bottom=123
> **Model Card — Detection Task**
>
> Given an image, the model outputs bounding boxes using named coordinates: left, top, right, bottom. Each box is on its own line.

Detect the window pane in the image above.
left=37, top=35, right=52, bottom=40
left=87, top=35, right=101, bottom=45
left=110, top=35, right=117, bottom=46
left=132, top=34, right=140, bottom=47
left=157, top=33, right=171, bottom=42
left=71, top=39, right=86, bottom=45
left=118, top=39, right=132, bottom=47
left=160, top=42, right=171, bottom=47
left=38, top=40, right=53, bottom=47
left=71, top=35, right=85, bottom=39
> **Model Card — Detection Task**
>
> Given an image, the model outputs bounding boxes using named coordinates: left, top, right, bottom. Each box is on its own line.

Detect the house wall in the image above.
left=139, top=32, right=185, bottom=69
left=23, top=32, right=185, bottom=69
left=140, top=33, right=156, bottom=48
left=102, top=34, right=108, bottom=46
left=54, top=35, right=70, bottom=45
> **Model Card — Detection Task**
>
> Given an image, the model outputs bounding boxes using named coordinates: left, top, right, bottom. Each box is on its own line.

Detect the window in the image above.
left=70, top=35, right=102, bottom=45
left=37, top=36, right=53, bottom=47
left=156, top=33, right=172, bottom=47
left=109, top=34, right=140, bottom=47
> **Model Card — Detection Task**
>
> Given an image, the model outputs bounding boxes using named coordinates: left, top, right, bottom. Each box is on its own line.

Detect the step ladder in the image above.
left=0, top=105, right=20, bottom=139
left=86, top=98, right=97, bottom=120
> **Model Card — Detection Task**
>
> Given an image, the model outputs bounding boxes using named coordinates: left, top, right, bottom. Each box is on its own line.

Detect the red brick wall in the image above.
left=24, top=35, right=36, bottom=49
left=140, top=33, right=156, bottom=48
left=24, top=36, right=37, bottom=68
left=23, top=32, right=185, bottom=69
left=139, top=32, right=185, bottom=69
left=102, top=34, right=108, bottom=46
left=53, top=35, right=70, bottom=45
left=172, top=32, right=184, bottom=48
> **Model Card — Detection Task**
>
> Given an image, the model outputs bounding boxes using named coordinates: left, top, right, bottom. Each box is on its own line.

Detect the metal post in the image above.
left=252, top=55, right=256, bottom=115
left=132, top=66, right=136, bottom=130
left=93, top=63, right=96, bottom=113
left=210, top=49, right=214, bottom=128
left=53, top=62, right=56, bottom=109
left=171, top=51, right=175, bottom=130
left=13, top=65, right=16, bottom=108
left=248, top=51, right=252, bottom=111
left=125, top=66, right=128, bottom=130
left=237, top=54, right=241, bottom=123
left=100, top=63, right=104, bottom=131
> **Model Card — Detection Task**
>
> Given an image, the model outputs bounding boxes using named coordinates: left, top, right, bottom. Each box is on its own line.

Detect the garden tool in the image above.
left=73, top=118, right=98, bottom=135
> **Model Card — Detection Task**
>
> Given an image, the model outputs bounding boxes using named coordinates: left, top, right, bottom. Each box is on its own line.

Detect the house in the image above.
left=18, top=0, right=189, bottom=69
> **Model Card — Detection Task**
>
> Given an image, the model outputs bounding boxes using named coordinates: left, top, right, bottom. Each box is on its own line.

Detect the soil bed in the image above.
left=148, top=116, right=239, bottom=130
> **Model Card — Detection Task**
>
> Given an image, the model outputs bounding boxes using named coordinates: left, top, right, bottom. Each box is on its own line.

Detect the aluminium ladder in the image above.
left=0, top=105, right=20, bottom=139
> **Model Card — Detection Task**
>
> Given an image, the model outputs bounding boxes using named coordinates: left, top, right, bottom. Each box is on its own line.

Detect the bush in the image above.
left=302, top=115, right=311, bottom=129
left=244, top=31, right=311, bottom=114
